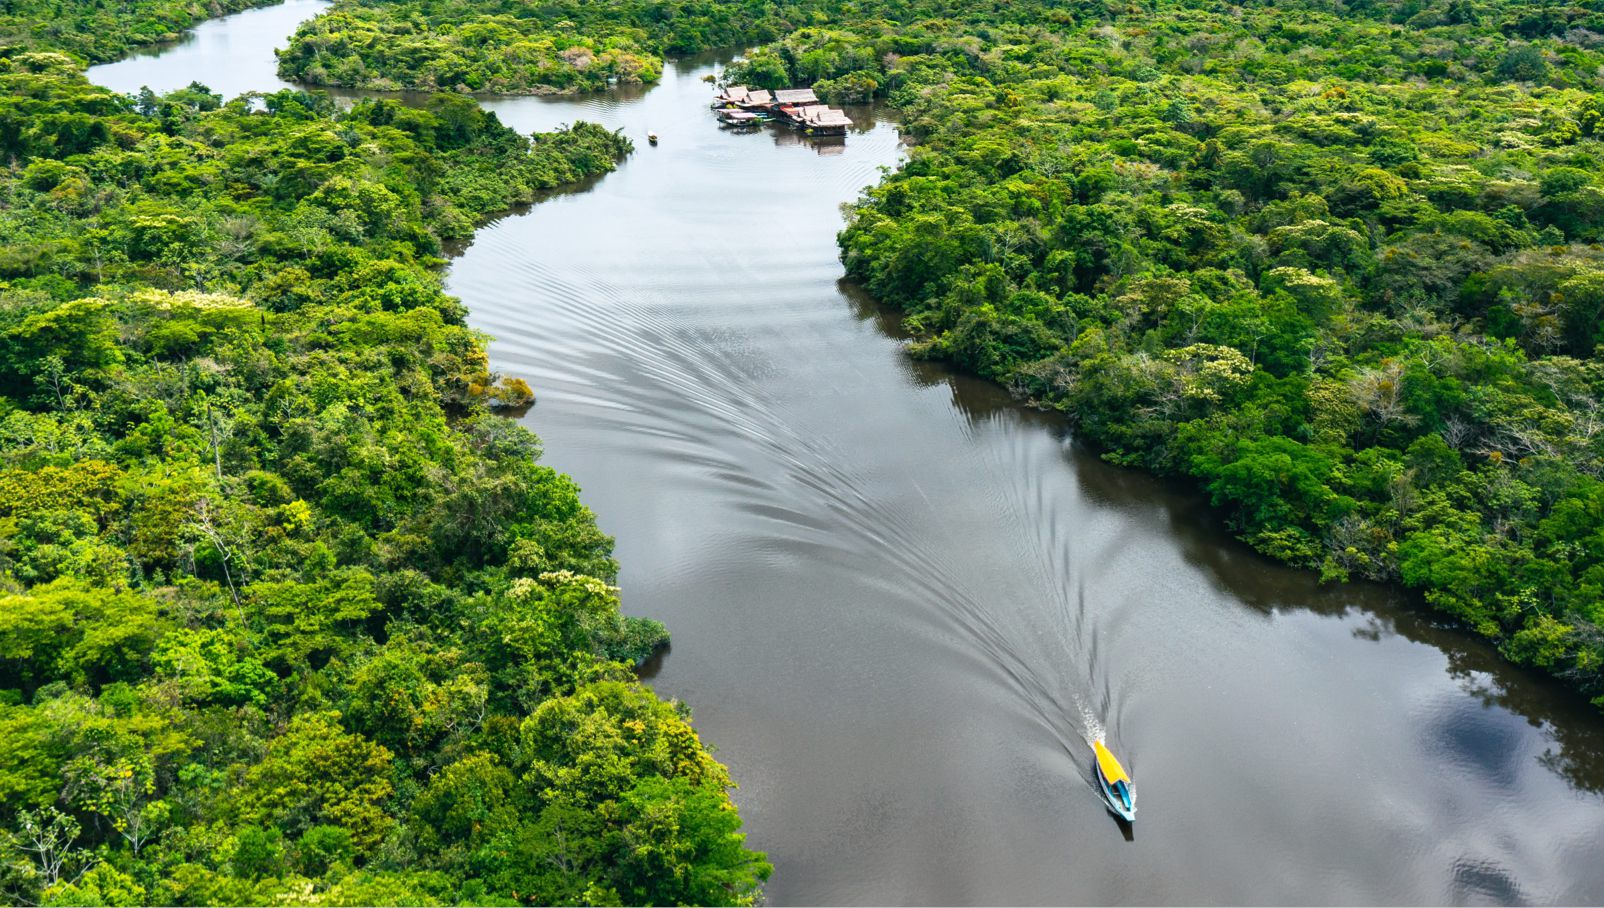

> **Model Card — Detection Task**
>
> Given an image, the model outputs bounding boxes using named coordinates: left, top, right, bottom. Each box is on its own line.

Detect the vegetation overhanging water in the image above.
left=3, top=0, right=1604, bottom=904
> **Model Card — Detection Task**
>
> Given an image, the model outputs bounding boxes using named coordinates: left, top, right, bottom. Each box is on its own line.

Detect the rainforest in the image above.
left=5, top=0, right=1604, bottom=903
left=274, top=0, right=1604, bottom=703
left=274, top=0, right=830, bottom=93
left=0, top=11, right=771, bottom=905
left=765, top=0, right=1604, bottom=706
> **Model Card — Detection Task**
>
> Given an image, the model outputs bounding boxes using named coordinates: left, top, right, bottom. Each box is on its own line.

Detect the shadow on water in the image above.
left=1114, top=815, right=1135, bottom=843
left=637, top=643, right=671, bottom=681
left=316, top=76, right=659, bottom=109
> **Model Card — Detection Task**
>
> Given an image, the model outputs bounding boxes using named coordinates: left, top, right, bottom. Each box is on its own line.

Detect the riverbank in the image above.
left=67, top=2, right=1604, bottom=903
left=438, top=56, right=1604, bottom=906
left=0, top=0, right=281, bottom=62
left=727, top=9, right=1604, bottom=709
left=0, top=21, right=768, bottom=907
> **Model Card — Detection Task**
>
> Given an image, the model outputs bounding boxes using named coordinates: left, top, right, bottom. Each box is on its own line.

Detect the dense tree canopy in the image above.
left=12, top=0, right=1604, bottom=900
left=0, top=24, right=769, bottom=908
left=276, top=0, right=841, bottom=93
left=276, top=4, right=662, bottom=94
left=0, top=0, right=278, bottom=63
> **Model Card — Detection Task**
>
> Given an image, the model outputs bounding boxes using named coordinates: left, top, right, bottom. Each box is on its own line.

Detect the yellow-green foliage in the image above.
left=0, top=36, right=764, bottom=906
left=280, top=9, right=663, bottom=93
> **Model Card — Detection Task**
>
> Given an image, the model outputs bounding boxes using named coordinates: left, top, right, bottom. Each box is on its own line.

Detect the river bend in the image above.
left=89, top=14, right=1604, bottom=904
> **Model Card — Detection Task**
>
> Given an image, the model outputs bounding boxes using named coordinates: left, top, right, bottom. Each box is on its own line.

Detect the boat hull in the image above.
left=1096, top=765, right=1136, bottom=822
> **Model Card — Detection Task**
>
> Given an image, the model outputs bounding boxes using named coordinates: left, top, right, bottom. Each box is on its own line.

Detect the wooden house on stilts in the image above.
left=710, top=85, right=853, bottom=138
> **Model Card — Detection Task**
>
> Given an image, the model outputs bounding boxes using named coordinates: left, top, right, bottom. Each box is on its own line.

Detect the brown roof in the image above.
left=802, top=107, right=853, bottom=127
left=744, top=89, right=773, bottom=104
left=773, top=88, right=819, bottom=104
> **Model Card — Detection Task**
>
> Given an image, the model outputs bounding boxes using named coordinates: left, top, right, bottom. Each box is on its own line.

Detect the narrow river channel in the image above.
left=90, top=10, right=1604, bottom=904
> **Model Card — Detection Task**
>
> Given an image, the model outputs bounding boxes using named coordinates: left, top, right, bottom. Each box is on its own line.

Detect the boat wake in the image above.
left=450, top=60, right=1133, bottom=815
left=1080, top=705, right=1105, bottom=749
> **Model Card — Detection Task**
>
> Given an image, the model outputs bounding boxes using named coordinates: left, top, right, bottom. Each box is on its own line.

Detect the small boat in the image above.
left=1094, top=738, right=1135, bottom=822
left=647, top=131, right=658, bottom=145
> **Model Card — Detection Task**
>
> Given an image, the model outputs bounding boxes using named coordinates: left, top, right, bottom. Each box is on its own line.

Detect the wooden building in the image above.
left=710, top=86, right=851, bottom=138
left=771, top=88, right=820, bottom=107
left=795, top=106, right=853, bottom=136
left=712, top=85, right=752, bottom=108
left=737, top=89, right=774, bottom=110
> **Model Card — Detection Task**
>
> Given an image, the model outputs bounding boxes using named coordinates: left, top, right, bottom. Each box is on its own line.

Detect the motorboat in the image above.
left=1094, top=738, right=1135, bottom=822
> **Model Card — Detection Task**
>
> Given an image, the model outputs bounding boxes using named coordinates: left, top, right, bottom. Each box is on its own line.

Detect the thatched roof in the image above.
left=773, top=88, right=819, bottom=104
left=801, top=107, right=853, bottom=127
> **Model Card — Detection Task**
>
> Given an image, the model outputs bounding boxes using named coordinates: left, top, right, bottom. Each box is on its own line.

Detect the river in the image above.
left=89, top=10, right=1604, bottom=905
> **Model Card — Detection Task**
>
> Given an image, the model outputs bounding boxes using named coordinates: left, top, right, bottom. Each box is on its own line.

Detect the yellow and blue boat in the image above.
left=1094, top=738, right=1135, bottom=822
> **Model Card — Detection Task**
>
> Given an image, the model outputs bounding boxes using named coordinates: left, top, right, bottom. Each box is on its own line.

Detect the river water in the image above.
left=89, top=10, right=1604, bottom=905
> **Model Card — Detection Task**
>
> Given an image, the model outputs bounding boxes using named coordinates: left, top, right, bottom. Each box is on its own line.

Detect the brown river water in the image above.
left=90, top=6, right=1604, bottom=903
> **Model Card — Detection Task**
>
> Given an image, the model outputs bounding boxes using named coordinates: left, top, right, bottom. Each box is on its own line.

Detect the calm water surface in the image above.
left=86, top=0, right=330, bottom=98
left=91, top=11, right=1604, bottom=905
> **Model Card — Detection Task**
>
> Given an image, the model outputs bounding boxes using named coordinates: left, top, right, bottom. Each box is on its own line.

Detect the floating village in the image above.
left=710, top=85, right=855, bottom=136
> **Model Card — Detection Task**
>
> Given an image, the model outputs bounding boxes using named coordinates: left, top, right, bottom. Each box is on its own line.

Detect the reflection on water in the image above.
left=85, top=5, right=1604, bottom=905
